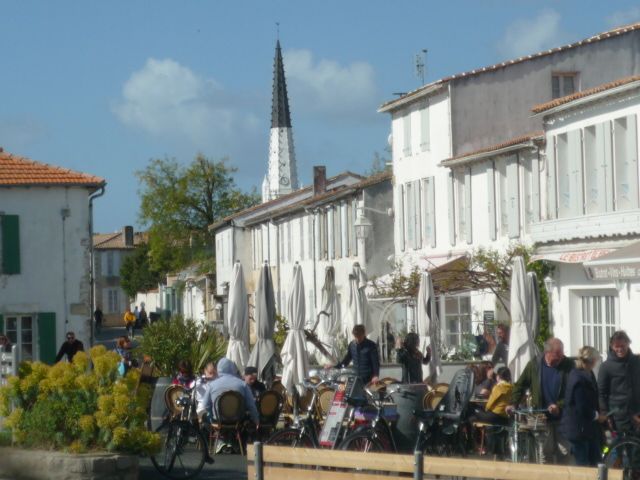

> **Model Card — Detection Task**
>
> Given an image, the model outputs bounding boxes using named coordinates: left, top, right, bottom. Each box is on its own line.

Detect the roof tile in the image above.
left=0, top=150, right=105, bottom=187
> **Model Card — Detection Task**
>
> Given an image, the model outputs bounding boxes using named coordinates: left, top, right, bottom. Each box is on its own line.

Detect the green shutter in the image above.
left=37, top=312, right=56, bottom=364
left=0, top=314, right=3, bottom=334
left=1, top=215, right=21, bottom=274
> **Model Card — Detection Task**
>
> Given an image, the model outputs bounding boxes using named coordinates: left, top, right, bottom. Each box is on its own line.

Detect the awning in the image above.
left=530, top=249, right=614, bottom=263
left=584, top=241, right=640, bottom=280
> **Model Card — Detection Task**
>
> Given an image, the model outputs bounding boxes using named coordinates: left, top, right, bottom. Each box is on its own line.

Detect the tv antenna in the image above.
left=415, top=49, right=428, bottom=85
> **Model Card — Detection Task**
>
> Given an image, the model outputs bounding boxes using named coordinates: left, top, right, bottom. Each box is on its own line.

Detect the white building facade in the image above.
left=0, top=150, right=105, bottom=363
left=380, top=23, right=640, bottom=349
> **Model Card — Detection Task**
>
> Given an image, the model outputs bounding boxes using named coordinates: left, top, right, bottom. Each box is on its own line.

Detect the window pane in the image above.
left=552, top=76, right=560, bottom=98
left=445, top=297, right=457, bottom=313
left=563, top=76, right=575, bottom=95
left=460, top=296, right=471, bottom=313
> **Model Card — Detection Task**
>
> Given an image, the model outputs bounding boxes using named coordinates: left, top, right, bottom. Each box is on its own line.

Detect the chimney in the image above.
left=313, top=166, right=327, bottom=196
left=123, top=226, right=134, bottom=247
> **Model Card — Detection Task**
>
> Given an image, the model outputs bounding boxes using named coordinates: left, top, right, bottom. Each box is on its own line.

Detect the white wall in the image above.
left=0, top=186, right=93, bottom=354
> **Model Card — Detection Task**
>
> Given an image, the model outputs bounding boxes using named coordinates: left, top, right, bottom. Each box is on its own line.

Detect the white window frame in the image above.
left=442, top=294, right=472, bottom=348
left=552, top=72, right=578, bottom=99
left=580, top=293, right=618, bottom=356
left=403, top=110, right=412, bottom=157
left=4, top=314, right=36, bottom=362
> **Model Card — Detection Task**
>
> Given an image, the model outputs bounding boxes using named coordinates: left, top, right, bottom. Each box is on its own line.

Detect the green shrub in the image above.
left=137, top=315, right=227, bottom=376
left=0, top=346, right=159, bottom=454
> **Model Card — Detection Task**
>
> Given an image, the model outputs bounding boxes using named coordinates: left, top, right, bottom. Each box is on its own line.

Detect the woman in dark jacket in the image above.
left=561, top=346, right=607, bottom=466
left=395, top=332, right=430, bottom=383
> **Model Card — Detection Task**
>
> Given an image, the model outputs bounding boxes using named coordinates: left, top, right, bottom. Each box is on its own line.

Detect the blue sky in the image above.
left=1, top=1, right=639, bottom=232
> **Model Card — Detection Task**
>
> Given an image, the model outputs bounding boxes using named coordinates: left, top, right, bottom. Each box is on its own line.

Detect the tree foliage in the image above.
left=137, top=155, right=260, bottom=273
left=120, top=243, right=162, bottom=298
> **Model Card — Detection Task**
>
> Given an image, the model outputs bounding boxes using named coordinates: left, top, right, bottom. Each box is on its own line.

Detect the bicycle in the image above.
left=338, top=383, right=399, bottom=453
left=602, top=427, right=640, bottom=480
left=150, top=385, right=210, bottom=479
left=266, top=369, right=359, bottom=448
left=508, top=408, right=549, bottom=464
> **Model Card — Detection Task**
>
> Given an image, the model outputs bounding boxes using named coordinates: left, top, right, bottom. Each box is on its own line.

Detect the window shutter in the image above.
left=547, top=137, right=558, bottom=219
left=333, top=206, right=341, bottom=259
left=531, top=154, right=541, bottom=222
left=398, top=185, right=405, bottom=252
left=406, top=182, right=415, bottom=248
left=327, top=208, right=335, bottom=259
left=585, top=125, right=601, bottom=214
left=568, top=130, right=584, bottom=216
left=37, top=312, right=56, bottom=365
left=465, top=168, right=472, bottom=244
left=1, top=215, right=21, bottom=274
left=341, top=203, right=348, bottom=258
left=0, top=314, right=3, bottom=334
left=420, top=101, right=430, bottom=151
left=602, top=121, right=614, bottom=212
left=403, top=111, right=412, bottom=156
left=487, top=162, right=497, bottom=240
left=447, top=171, right=456, bottom=246
left=614, top=114, right=639, bottom=211
left=414, top=180, right=422, bottom=249
left=507, top=155, right=520, bottom=238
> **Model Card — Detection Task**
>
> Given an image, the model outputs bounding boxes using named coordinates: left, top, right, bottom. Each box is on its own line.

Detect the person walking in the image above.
left=333, top=325, right=380, bottom=386
left=0, top=335, right=12, bottom=353
left=395, top=332, right=430, bottom=383
left=55, top=332, right=84, bottom=362
left=561, top=346, right=607, bottom=466
left=93, top=307, right=103, bottom=335
left=123, top=308, right=136, bottom=339
left=598, top=331, right=640, bottom=467
left=139, top=306, right=148, bottom=328
left=508, top=337, right=575, bottom=464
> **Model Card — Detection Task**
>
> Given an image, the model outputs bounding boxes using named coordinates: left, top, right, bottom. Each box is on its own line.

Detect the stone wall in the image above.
left=0, top=448, right=138, bottom=480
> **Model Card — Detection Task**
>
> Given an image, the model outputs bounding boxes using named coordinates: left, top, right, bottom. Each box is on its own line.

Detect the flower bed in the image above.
left=0, top=345, right=159, bottom=455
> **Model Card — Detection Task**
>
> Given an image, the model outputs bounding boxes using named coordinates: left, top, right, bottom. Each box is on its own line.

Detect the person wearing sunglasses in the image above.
left=55, top=331, right=85, bottom=363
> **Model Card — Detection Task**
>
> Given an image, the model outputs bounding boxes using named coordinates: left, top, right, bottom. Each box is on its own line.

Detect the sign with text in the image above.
left=585, top=262, right=640, bottom=280
left=318, top=375, right=360, bottom=448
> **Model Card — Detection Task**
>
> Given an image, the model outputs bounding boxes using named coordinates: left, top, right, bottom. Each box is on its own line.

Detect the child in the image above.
left=479, top=366, right=513, bottom=425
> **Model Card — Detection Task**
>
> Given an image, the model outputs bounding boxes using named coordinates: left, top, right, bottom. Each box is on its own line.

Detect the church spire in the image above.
left=263, top=38, right=299, bottom=203
left=271, top=40, right=292, bottom=129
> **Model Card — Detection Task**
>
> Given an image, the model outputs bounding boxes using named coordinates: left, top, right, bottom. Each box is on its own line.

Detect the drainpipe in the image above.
left=88, top=186, right=105, bottom=346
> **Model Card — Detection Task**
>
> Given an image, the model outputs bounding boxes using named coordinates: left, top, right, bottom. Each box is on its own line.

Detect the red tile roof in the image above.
left=532, top=75, right=640, bottom=114
left=380, top=22, right=640, bottom=111
left=0, top=149, right=105, bottom=187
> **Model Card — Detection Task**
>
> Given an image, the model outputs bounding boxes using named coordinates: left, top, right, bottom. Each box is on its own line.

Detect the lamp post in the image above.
left=544, top=275, right=556, bottom=333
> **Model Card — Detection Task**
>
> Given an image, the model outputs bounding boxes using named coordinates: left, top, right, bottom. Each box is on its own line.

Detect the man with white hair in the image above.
left=508, top=337, right=575, bottom=464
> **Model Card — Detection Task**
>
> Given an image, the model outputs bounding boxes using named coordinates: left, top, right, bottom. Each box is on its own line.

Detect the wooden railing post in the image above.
left=414, top=450, right=423, bottom=480
left=597, top=463, right=608, bottom=480
left=254, top=441, right=263, bottom=480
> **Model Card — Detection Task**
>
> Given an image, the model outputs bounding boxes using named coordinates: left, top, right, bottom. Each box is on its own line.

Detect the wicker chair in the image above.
left=256, top=390, right=283, bottom=439
left=209, top=390, right=246, bottom=455
left=422, top=390, right=445, bottom=410
left=164, top=385, right=186, bottom=418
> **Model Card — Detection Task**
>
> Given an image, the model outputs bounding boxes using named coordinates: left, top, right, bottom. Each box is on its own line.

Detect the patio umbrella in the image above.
left=248, top=262, right=277, bottom=386
left=507, top=256, right=535, bottom=381
left=345, top=262, right=374, bottom=338
left=313, top=266, right=341, bottom=363
left=281, top=264, right=310, bottom=396
left=416, top=271, right=442, bottom=382
left=528, top=272, right=541, bottom=344
left=225, top=262, right=250, bottom=373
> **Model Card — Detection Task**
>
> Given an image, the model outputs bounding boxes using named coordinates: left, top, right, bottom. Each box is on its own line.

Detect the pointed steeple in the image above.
left=263, top=39, right=299, bottom=203
left=271, top=40, right=292, bottom=129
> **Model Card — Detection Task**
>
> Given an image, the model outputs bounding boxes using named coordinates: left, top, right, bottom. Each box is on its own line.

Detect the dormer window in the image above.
left=552, top=72, right=578, bottom=99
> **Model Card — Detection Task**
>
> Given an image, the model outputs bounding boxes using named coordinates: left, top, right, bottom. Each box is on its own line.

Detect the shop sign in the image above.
left=586, top=262, right=640, bottom=280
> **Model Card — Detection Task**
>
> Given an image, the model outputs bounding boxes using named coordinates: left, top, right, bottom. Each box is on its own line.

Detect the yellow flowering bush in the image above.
left=0, top=347, right=159, bottom=454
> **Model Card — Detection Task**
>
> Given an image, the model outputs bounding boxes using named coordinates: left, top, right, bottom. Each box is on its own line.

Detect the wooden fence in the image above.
left=247, top=443, right=621, bottom=480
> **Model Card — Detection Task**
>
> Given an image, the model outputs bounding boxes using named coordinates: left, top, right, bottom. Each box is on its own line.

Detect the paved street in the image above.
left=94, top=327, right=248, bottom=480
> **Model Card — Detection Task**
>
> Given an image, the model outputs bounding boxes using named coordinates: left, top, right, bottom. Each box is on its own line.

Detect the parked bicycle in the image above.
left=150, top=385, right=209, bottom=479
left=602, top=428, right=640, bottom=480
left=508, top=408, right=548, bottom=464
left=338, top=383, right=399, bottom=453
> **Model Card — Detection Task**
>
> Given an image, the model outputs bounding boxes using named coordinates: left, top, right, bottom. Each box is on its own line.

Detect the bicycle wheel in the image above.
left=266, top=428, right=315, bottom=448
left=604, top=440, right=640, bottom=480
left=339, top=431, right=384, bottom=453
left=151, top=421, right=207, bottom=479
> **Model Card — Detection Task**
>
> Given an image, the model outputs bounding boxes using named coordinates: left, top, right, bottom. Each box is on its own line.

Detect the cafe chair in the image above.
left=210, top=390, right=246, bottom=456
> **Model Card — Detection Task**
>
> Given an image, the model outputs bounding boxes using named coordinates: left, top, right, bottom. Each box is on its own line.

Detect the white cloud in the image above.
left=283, top=49, right=379, bottom=122
left=606, top=7, right=640, bottom=28
left=112, top=58, right=260, bottom=152
left=497, top=9, right=566, bottom=59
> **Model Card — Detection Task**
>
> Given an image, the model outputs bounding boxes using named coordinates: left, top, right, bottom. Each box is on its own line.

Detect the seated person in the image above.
left=474, top=361, right=496, bottom=398
left=196, top=361, right=218, bottom=416
left=172, top=359, right=196, bottom=389
left=244, top=366, right=266, bottom=401
left=472, top=367, right=513, bottom=426
left=203, top=358, right=259, bottom=425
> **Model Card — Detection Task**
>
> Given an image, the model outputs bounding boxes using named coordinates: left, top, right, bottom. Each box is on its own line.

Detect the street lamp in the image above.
left=543, top=275, right=555, bottom=295
left=354, top=214, right=373, bottom=239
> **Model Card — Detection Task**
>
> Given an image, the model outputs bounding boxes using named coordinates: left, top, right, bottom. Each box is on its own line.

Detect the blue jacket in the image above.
left=336, top=338, right=380, bottom=384
left=561, top=368, right=600, bottom=441
left=203, top=358, right=259, bottom=424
